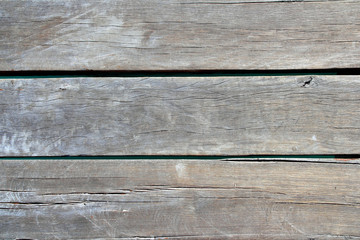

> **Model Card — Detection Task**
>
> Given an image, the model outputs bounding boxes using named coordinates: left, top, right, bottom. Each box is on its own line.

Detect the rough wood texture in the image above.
left=2, top=75, right=360, bottom=156
left=1, top=0, right=360, bottom=70
left=1, top=159, right=360, bottom=239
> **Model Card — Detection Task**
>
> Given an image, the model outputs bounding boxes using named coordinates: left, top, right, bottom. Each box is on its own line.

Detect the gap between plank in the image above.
left=4, top=68, right=360, bottom=78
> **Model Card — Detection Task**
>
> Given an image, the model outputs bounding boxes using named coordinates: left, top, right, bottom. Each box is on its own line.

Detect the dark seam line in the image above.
left=0, top=155, right=359, bottom=160
left=3, top=68, right=360, bottom=79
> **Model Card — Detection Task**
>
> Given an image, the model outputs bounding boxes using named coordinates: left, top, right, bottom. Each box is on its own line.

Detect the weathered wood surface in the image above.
left=1, top=0, right=360, bottom=70
left=1, top=75, right=360, bottom=156
left=1, top=160, right=360, bottom=239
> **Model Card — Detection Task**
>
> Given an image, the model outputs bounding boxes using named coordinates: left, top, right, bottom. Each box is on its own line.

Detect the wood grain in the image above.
left=1, top=159, right=360, bottom=239
left=2, top=75, right=360, bottom=156
left=1, top=0, right=360, bottom=70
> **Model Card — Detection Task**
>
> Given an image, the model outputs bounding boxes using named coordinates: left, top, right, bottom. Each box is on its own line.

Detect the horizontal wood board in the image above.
left=1, top=75, right=360, bottom=156
left=1, top=0, right=360, bottom=70
left=1, top=159, right=360, bottom=239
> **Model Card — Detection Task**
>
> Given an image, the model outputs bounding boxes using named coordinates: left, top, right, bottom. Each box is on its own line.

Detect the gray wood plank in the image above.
left=1, top=159, right=360, bottom=239
left=1, top=75, right=360, bottom=156
left=1, top=0, right=360, bottom=70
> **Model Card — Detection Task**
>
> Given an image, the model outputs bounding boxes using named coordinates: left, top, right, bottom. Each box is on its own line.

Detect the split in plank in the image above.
left=1, top=0, right=360, bottom=70
left=1, top=75, right=360, bottom=156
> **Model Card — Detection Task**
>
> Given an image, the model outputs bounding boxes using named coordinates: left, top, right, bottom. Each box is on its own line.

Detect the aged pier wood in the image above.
left=1, top=0, right=360, bottom=239
left=2, top=160, right=360, bottom=239
left=1, top=76, right=360, bottom=156
left=1, top=0, right=360, bottom=70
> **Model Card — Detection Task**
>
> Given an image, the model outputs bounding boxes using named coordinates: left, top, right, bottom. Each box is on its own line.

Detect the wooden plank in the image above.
left=1, top=0, right=360, bottom=70
left=1, top=159, right=360, bottom=239
left=1, top=75, right=360, bottom=156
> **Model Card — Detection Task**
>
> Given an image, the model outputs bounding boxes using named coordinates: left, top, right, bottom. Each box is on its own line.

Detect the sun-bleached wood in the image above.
left=1, top=0, right=360, bottom=70
left=1, top=75, right=360, bottom=156
left=1, top=159, right=360, bottom=239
